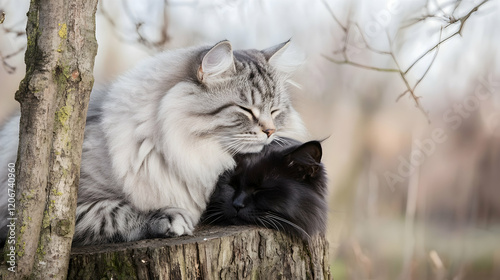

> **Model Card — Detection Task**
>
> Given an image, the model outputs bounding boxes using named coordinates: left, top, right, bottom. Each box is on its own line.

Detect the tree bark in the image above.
left=68, top=226, right=332, bottom=280
left=1, top=0, right=98, bottom=279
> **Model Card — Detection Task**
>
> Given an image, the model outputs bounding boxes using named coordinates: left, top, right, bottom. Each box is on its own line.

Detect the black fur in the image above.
left=203, top=139, right=328, bottom=240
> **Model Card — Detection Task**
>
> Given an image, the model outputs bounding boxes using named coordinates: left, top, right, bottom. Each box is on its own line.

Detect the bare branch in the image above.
left=412, top=27, right=443, bottom=92
left=321, top=0, right=347, bottom=32
left=405, top=0, right=490, bottom=74
left=356, top=24, right=392, bottom=55
left=322, top=55, right=399, bottom=73
left=391, top=53, right=431, bottom=123
left=396, top=90, right=410, bottom=102
left=400, top=0, right=454, bottom=29
left=0, top=47, right=25, bottom=74
left=324, top=0, right=491, bottom=123
left=98, top=1, right=170, bottom=52
left=0, top=9, right=28, bottom=74
left=0, top=52, right=15, bottom=73
left=0, top=11, right=26, bottom=36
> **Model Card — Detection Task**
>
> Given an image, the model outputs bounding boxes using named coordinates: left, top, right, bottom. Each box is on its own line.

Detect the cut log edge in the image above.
left=68, top=225, right=332, bottom=280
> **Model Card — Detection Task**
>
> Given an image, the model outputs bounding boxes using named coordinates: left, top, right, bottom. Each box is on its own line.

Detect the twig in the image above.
left=0, top=8, right=26, bottom=74
left=0, top=12, right=26, bottom=36
left=98, top=1, right=169, bottom=52
left=323, top=0, right=491, bottom=123
left=400, top=0, right=459, bottom=29
left=322, top=0, right=358, bottom=59
left=0, top=46, right=25, bottom=74
left=321, top=0, right=347, bottom=32
left=405, top=0, right=489, bottom=75
left=412, top=27, right=443, bottom=92
left=322, top=55, right=399, bottom=73
left=389, top=49, right=430, bottom=123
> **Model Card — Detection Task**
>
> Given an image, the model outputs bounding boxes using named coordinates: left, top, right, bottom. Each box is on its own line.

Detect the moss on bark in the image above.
left=0, top=0, right=98, bottom=279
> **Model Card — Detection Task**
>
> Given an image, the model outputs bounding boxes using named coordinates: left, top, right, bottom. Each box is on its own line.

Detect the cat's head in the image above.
left=177, top=40, right=306, bottom=154
left=204, top=141, right=328, bottom=240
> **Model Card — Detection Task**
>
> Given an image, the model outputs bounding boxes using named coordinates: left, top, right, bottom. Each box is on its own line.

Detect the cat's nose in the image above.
left=233, top=200, right=245, bottom=211
left=262, top=128, right=276, bottom=137
left=233, top=193, right=246, bottom=211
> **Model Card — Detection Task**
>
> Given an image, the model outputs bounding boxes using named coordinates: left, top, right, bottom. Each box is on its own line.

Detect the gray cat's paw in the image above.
left=147, top=208, right=195, bottom=238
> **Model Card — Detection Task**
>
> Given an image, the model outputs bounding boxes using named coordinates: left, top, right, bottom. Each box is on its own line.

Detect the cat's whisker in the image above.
left=221, top=141, right=238, bottom=153
left=217, top=134, right=267, bottom=156
left=232, top=143, right=249, bottom=156
left=202, top=207, right=222, bottom=215
left=269, top=216, right=286, bottom=232
left=258, top=216, right=277, bottom=231
left=203, top=207, right=224, bottom=215
left=280, top=136, right=293, bottom=145
left=202, top=211, right=224, bottom=225
left=274, top=136, right=292, bottom=147
left=225, top=139, right=251, bottom=157
left=256, top=217, right=273, bottom=230
left=225, top=135, right=262, bottom=143
left=262, top=215, right=283, bottom=232
left=232, top=133, right=258, bottom=138
left=274, top=136, right=286, bottom=145
left=265, top=213, right=310, bottom=239
left=230, top=136, right=252, bottom=139
left=273, top=137, right=285, bottom=147
left=220, top=138, right=243, bottom=156
left=228, top=141, right=245, bottom=153
left=206, top=215, right=224, bottom=225
left=192, top=136, right=248, bottom=157
left=226, top=142, right=245, bottom=156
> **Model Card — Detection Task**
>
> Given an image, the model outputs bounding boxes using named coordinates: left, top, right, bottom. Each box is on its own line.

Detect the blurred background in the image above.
left=1, top=0, right=499, bottom=279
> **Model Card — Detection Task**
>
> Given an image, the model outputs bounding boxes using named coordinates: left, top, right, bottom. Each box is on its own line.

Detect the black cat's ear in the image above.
left=290, top=141, right=322, bottom=163
left=286, top=141, right=323, bottom=178
left=261, top=39, right=290, bottom=62
left=198, top=40, right=235, bottom=83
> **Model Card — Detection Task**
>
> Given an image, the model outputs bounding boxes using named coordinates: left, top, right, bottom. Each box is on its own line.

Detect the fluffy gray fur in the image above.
left=0, top=40, right=307, bottom=245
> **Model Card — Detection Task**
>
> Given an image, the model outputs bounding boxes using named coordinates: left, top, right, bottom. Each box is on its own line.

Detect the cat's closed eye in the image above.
left=237, top=105, right=258, bottom=120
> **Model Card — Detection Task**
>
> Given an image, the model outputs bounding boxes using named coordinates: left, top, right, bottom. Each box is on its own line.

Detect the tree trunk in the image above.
left=1, top=0, right=98, bottom=279
left=68, top=226, right=332, bottom=280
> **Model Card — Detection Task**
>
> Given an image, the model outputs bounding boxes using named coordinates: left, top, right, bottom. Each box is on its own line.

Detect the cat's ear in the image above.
left=286, top=141, right=323, bottom=178
left=262, top=39, right=290, bottom=62
left=262, top=39, right=303, bottom=76
left=198, top=40, right=235, bottom=83
left=290, top=141, right=322, bottom=163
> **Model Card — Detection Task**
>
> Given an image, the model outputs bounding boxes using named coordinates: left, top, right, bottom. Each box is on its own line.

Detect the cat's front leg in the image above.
left=146, top=207, right=196, bottom=238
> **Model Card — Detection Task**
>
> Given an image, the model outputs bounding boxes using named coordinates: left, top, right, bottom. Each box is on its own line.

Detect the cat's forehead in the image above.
left=240, top=152, right=283, bottom=175
left=228, top=50, right=285, bottom=106
left=233, top=50, right=278, bottom=77
left=233, top=49, right=267, bottom=64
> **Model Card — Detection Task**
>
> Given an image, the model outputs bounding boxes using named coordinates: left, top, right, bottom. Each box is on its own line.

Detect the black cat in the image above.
left=203, top=139, right=328, bottom=240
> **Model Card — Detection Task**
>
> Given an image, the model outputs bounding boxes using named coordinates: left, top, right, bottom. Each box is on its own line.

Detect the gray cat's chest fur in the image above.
left=82, top=97, right=232, bottom=216
left=93, top=81, right=236, bottom=217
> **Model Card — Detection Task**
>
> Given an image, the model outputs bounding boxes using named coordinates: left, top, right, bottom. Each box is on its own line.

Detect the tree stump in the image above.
left=68, top=225, right=331, bottom=279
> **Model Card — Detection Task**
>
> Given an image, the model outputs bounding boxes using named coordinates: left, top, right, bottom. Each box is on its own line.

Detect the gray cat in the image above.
left=0, top=40, right=307, bottom=245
